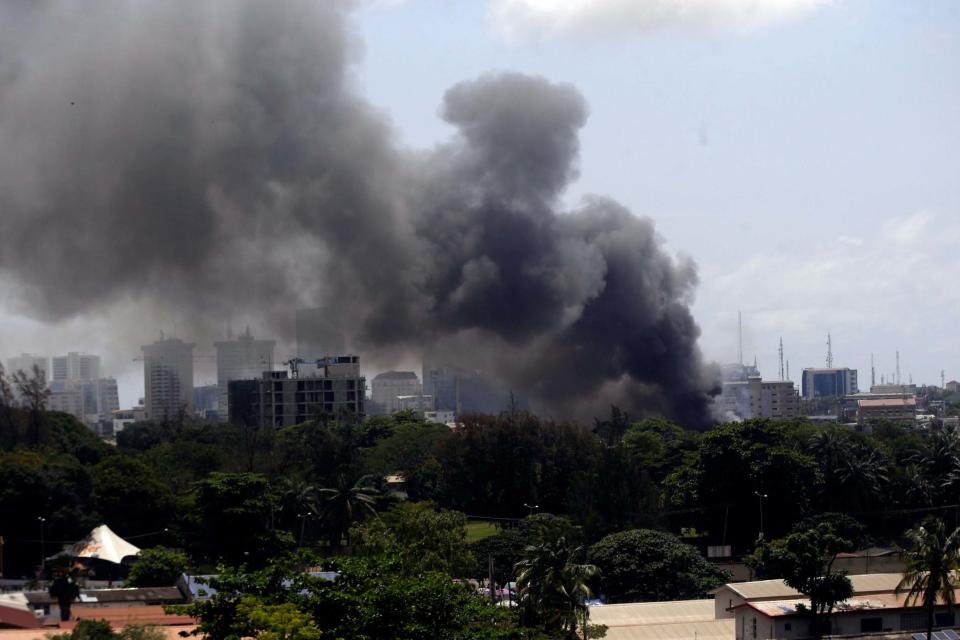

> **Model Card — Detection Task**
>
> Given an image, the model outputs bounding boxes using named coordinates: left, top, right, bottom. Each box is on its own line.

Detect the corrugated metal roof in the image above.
left=743, top=589, right=960, bottom=618
left=589, top=600, right=732, bottom=640
left=589, top=600, right=716, bottom=626
left=716, top=573, right=903, bottom=600
left=598, top=619, right=734, bottom=640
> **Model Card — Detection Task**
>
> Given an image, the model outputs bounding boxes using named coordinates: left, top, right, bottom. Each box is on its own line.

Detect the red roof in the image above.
left=0, top=605, right=42, bottom=630
left=58, top=606, right=194, bottom=630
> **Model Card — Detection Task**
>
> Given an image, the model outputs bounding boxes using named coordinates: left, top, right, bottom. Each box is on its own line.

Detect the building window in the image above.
left=752, top=617, right=757, bottom=639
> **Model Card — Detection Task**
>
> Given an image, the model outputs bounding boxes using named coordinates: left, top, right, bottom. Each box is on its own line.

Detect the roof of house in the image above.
left=835, top=546, right=899, bottom=558
left=24, top=587, right=184, bottom=606
left=0, top=604, right=41, bottom=630
left=373, top=371, right=418, bottom=380
left=63, top=605, right=193, bottom=628
left=712, top=573, right=903, bottom=601
left=589, top=601, right=732, bottom=640
left=736, top=589, right=960, bottom=619
left=859, top=398, right=917, bottom=408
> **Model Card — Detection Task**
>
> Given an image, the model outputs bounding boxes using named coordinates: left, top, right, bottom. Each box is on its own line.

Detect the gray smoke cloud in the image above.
left=0, top=1, right=717, bottom=425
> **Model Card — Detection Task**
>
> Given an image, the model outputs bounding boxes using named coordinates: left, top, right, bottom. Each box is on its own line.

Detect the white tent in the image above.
left=61, top=524, right=141, bottom=564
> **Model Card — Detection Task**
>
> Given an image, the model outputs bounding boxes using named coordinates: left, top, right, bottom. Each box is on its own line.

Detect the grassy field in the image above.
left=465, top=520, right=499, bottom=542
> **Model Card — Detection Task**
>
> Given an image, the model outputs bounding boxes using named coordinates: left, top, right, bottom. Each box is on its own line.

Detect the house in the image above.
left=710, top=573, right=903, bottom=619
left=22, top=587, right=186, bottom=622
left=733, top=590, right=960, bottom=640
left=589, top=599, right=734, bottom=640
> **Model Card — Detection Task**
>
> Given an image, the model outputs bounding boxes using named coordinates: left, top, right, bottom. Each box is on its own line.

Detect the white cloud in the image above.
left=491, top=0, right=828, bottom=41
left=694, top=210, right=960, bottom=383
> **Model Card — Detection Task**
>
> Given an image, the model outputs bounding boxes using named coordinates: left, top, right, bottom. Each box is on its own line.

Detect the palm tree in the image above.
left=278, top=477, right=319, bottom=544
left=515, top=529, right=598, bottom=639
left=896, top=518, right=960, bottom=640
left=317, top=474, right=379, bottom=547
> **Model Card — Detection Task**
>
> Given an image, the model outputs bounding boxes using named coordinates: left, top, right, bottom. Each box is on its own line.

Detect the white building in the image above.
left=214, top=328, right=275, bottom=412
left=371, top=371, right=421, bottom=414
left=51, top=352, right=101, bottom=382
left=141, top=336, right=195, bottom=421
left=48, top=388, right=84, bottom=420
left=719, top=377, right=799, bottom=421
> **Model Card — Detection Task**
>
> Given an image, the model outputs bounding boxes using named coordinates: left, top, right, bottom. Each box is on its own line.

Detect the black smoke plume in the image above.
left=0, top=1, right=716, bottom=425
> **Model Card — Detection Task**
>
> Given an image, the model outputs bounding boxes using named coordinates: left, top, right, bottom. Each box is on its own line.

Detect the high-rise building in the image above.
left=228, top=355, right=365, bottom=428
left=214, top=328, right=275, bottom=411
left=801, top=368, right=858, bottom=399
left=51, top=352, right=101, bottom=382
left=370, top=371, right=421, bottom=414
left=141, top=337, right=195, bottom=420
left=6, top=354, right=48, bottom=383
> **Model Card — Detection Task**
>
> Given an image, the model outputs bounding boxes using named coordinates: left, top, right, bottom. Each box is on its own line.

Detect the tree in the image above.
left=351, top=501, right=474, bottom=575
left=127, top=547, right=190, bottom=587
left=515, top=525, right=598, bottom=639
left=14, top=365, right=50, bottom=446
left=317, top=473, right=378, bottom=547
left=90, top=456, right=175, bottom=536
left=746, top=524, right=853, bottom=637
left=179, top=552, right=537, bottom=640
left=193, top=472, right=292, bottom=567
left=896, top=518, right=960, bottom=640
left=587, top=529, right=729, bottom=603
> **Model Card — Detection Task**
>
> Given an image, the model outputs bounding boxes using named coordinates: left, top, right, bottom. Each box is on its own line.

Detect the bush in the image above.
left=70, top=619, right=115, bottom=640
left=127, top=547, right=190, bottom=587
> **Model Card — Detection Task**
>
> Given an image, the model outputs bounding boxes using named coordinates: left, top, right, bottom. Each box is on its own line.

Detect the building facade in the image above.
left=719, top=377, right=799, bottom=420
left=214, top=329, right=275, bottom=412
left=370, top=371, right=421, bottom=414
left=141, top=337, right=195, bottom=421
left=801, top=368, right=858, bottom=399
left=228, top=356, right=365, bottom=428
left=51, top=352, right=101, bottom=382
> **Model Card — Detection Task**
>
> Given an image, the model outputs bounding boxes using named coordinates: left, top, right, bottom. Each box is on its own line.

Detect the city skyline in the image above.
left=0, top=1, right=957, bottom=417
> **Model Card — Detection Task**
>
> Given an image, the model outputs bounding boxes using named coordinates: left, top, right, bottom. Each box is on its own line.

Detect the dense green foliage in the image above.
left=587, top=529, right=729, bottom=602
left=127, top=546, right=191, bottom=587
left=178, top=552, right=540, bottom=640
left=896, top=518, right=960, bottom=640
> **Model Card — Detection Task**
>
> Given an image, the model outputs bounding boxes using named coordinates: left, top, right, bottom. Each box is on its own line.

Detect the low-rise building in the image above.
left=857, top=396, right=916, bottom=425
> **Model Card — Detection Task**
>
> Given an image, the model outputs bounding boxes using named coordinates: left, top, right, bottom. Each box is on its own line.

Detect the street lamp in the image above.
left=298, top=512, right=312, bottom=545
left=38, top=517, right=46, bottom=572
left=523, top=503, right=539, bottom=517
left=753, top=492, right=768, bottom=540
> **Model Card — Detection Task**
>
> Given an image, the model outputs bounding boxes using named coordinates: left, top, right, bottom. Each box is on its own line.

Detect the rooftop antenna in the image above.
left=870, top=353, right=876, bottom=388
left=786, top=360, right=790, bottom=382
left=909, top=373, right=913, bottom=385
left=738, top=311, right=743, bottom=366
left=942, top=370, right=946, bottom=389
left=826, top=333, right=834, bottom=368
left=896, top=351, right=901, bottom=386
left=778, top=337, right=785, bottom=381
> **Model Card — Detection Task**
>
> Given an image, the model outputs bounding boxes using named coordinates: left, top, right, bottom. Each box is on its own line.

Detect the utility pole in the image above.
left=778, top=337, right=785, bottom=381
left=754, top=492, right=768, bottom=540
left=738, top=311, right=743, bottom=366
left=38, top=516, right=46, bottom=572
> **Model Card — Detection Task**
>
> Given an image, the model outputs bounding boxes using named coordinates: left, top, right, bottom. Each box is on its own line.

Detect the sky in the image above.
left=1, top=0, right=958, bottom=405
left=353, top=0, right=960, bottom=387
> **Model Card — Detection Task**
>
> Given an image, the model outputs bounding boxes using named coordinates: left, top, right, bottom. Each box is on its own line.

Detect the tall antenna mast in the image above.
left=786, top=360, right=790, bottom=382
left=738, top=311, right=743, bottom=366
left=826, top=333, right=833, bottom=368
left=942, top=370, right=946, bottom=390
left=896, top=351, right=900, bottom=385
left=778, top=337, right=785, bottom=381
left=870, top=353, right=876, bottom=388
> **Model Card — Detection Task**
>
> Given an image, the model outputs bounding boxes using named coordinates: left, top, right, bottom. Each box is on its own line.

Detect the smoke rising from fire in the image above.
left=0, top=1, right=716, bottom=425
